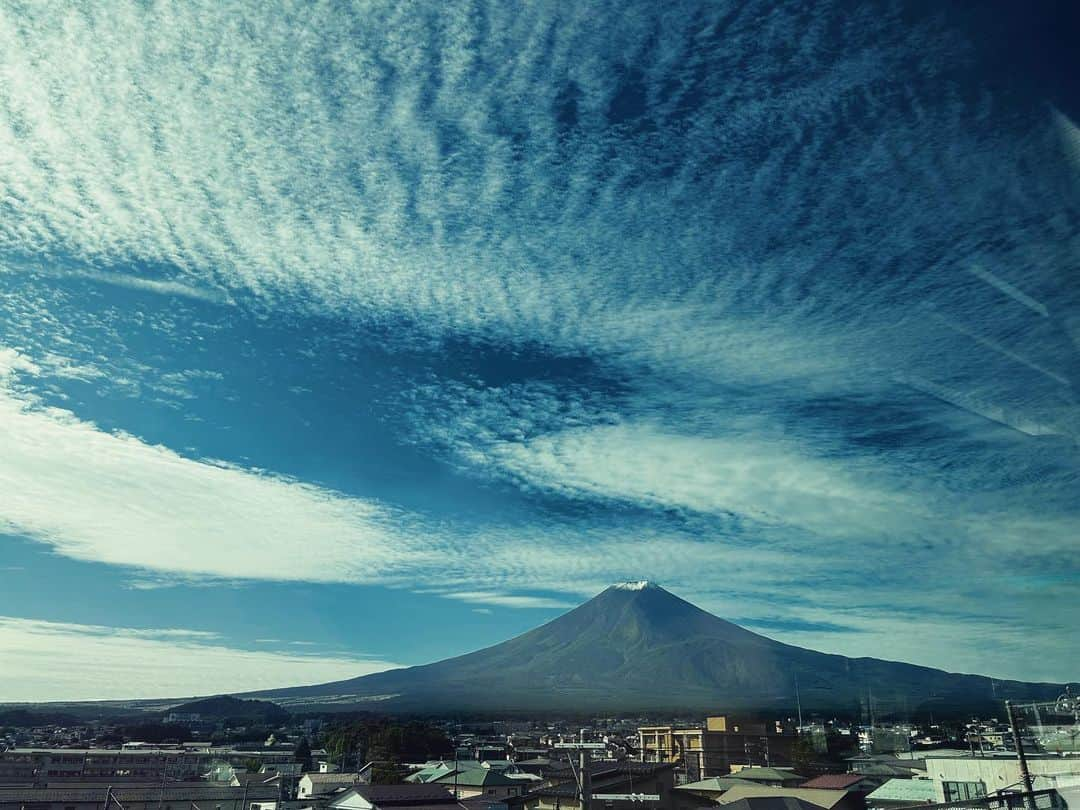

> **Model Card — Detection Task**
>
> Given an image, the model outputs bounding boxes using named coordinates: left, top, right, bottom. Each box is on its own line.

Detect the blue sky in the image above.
left=0, top=0, right=1078, bottom=701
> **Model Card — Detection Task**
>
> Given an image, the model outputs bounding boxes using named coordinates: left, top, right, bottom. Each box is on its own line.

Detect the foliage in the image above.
left=168, top=695, right=290, bottom=726
left=294, top=736, right=313, bottom=772
left=323, top=719, right=451, bottom=783
left=119, top=723, right=193, bottom=743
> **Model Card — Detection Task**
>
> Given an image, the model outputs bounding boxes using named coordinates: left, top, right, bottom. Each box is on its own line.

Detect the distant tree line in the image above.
left=322, top=719, right=452, bottom=784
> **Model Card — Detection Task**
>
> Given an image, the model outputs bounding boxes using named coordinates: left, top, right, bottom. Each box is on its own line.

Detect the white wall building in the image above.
left=923, top=756, right=1080, bottom=805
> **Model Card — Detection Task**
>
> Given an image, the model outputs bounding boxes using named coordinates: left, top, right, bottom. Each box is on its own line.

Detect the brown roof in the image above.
left=799, top=775, right=868, bottom=791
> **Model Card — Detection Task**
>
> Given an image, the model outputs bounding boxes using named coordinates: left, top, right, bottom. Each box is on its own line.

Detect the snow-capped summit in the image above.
left=610, top=580, right=657, bottom=591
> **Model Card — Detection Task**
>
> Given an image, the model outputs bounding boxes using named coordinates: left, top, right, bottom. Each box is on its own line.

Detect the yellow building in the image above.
left=638, top=717, right=795, bottom=780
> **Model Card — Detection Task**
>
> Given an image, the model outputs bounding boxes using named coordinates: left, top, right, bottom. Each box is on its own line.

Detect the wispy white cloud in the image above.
left=0, top=615, right=399, bottom=702
left=0, top=347, right=424, bottom=583
left=0, top=0, right=1072, bottom=408
left=1, top=344, right=1075, bottom=681
left=437, top=591, right=578, bottom=610
left=0, top=0, right=1076, bottom=687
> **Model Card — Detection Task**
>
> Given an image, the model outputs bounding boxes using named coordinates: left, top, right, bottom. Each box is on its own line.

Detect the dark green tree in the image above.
left=294, top=736, right=313, bottom=772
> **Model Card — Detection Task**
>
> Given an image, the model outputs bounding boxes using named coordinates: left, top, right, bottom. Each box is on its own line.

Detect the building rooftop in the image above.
left=0, top=786, right=279, bottom=803
left=304, top=772, right=368, bottom=783
left=716, top=785, right=854, bottom=810
left=800, top=775, right=871, bottom=791
left=347, top=784, right=460, bottom=805
left=865, top=779, right=937, bottom=804
left=729, top=768, right=803, bottom=783
left=432, top=768, right=521, bottom=787
left=677, top=777, right=759, bottom=793
left=724, top=798, right=827, bottom=810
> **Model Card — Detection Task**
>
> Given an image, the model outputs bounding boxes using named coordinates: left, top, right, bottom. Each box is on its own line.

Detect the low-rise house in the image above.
left=800, top=776, right=880, bottom=793
left=264, top=763, right=306, bottom=777
left=676, top=776, right=765, bottom=804
left=431, top=768, right=527, bottom=799
left=714, top=784, right=863, bottom=810
left=328, top=784, right=465, bottom=810
left=233, top=772, right=284, bottom=789
left=727, top=770, right=806, bottom=789
left=723, top=797, right=826, bottom=810
left=0, top=783, right=279, bottom=810
left=299, top=770, right=371, bottom=800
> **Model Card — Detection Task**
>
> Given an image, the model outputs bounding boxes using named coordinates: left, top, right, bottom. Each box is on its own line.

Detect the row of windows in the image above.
left=943, top=781, right=987, bottom=801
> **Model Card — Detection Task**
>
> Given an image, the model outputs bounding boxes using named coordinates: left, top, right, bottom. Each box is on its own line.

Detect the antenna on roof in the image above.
left=795, top=673, right=803, bottom=731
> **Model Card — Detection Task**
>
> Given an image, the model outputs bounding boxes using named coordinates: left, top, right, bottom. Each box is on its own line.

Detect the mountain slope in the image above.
left=248, top=582, right=1068, bottom=714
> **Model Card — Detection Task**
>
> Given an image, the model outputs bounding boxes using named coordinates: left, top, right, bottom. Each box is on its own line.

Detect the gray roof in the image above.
left=432, top=768, right=520, bottom=787
left=724, top=798, right=826, bottom=810
left=305, top=772, right=367, bottom=783
left=717, top=785, right=852, bottom=810
left=352, top=784, right=459, bottom=804
left=677, top=777, right=756, bottom=793
left=0, top=786, right=279, bottom=803
left=728, top=768, right=804, bottom=783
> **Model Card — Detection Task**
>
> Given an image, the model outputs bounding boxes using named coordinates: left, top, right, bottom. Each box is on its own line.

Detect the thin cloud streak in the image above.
left=0, top=615, right=400, bottom=702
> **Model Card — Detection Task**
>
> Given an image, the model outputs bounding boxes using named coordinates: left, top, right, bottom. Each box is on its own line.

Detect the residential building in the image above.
left=639, top=719, right=799, bottom=780
left=0, top=748, right=217, bottom=783
left=727, top=770, right=805, bottom=789
left=298, top=772, right=371, bottom=801
left=799, top=776, right=880, bottom=793
left=0, top=783, right=278, bottom=810
left=723, top=798, right=823, bottom=810
left=327, top=784, right=464, bottom=810
left=712, top=784, right=863, bottom=810
left=430, top=767, right=527, bottom=800
left=674, top=771, right=813, bottom=808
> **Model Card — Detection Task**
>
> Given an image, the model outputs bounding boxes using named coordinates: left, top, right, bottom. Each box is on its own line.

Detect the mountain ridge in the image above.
left=246, top=582, right=1070, bottom=715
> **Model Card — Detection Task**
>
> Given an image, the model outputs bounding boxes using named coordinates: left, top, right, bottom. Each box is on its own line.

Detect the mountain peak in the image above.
left=251, top=582, right=1067, bottom=714
left=609, top=580, right=660, bottom=591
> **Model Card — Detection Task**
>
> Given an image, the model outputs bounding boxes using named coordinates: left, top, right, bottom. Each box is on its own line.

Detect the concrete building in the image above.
left=639, top=719, right=798, bottom=780
left=921, top=755, right=1080, bottom=805
left=0, top=748, right=217, bottom=783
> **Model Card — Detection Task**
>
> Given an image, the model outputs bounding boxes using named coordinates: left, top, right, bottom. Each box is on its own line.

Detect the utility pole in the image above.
left=554, top=733, right=604, bottom=810
left=580, top=730, right=592, bottom=810
left=555, top=736, right=657, bottom=810
left=1005, top=701, right=1035, bottom=810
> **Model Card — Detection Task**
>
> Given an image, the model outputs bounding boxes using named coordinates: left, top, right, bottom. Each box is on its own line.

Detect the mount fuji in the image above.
left=247, top=582, right=1068, bottom=715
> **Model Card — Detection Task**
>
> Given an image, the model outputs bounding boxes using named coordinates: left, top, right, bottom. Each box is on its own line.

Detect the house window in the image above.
left=943, top=781, right=986, bottom=801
